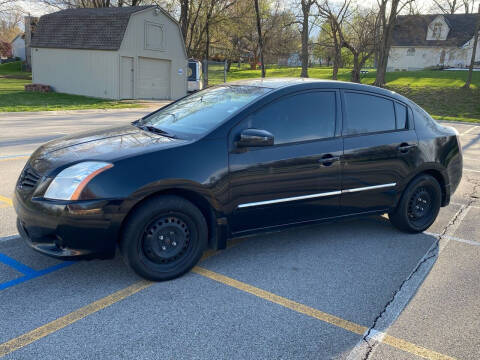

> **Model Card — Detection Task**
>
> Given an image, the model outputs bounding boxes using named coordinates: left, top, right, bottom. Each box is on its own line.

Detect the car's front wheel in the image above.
left=120, top=195, right=207, bottom=281
left=389, top=174, right=442, bottom=233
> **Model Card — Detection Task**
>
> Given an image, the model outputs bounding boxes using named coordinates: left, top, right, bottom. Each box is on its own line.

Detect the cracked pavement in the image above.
left=0, top=111, right=479, bottom=359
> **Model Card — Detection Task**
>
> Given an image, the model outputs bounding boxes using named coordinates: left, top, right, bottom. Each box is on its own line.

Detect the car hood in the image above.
left=29, top=125, right=188, bottom=175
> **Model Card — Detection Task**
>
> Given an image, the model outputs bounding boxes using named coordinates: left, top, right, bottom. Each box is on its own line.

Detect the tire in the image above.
left=389, top=174, right=442, bottom=233
left=120, top=195, right=207, bottom=281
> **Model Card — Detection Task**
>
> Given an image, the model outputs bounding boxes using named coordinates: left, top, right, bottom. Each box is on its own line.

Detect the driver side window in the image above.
left=245, top=91, right=336, bottom=145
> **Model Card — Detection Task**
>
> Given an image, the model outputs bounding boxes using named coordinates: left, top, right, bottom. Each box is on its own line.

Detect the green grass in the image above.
left=2, top=60, right=479, bottom=119
left=0, top=61, right=142, bottom=112
left=221, top=67, right=480, bottom=123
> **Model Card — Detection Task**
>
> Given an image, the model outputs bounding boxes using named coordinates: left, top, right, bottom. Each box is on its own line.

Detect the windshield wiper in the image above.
left=134, top=123, right=177, bottom=138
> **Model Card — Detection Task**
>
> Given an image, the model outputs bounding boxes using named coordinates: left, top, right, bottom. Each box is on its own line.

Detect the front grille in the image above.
left=18, top=166, right=41, bottom=189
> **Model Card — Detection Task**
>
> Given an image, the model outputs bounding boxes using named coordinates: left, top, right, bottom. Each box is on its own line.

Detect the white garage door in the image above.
left=137, top=57, right=171, bottom=99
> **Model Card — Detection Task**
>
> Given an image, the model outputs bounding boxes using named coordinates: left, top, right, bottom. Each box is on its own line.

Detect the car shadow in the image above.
left=0, top=216, right=439, bottom=359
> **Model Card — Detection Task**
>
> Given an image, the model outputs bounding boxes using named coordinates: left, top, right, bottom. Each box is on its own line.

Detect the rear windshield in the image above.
left=141, top=85, right=272, bottom=136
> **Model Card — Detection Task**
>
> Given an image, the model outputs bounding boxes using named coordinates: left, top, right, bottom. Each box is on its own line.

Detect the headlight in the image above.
left=44, top=162, right=113, bottom=200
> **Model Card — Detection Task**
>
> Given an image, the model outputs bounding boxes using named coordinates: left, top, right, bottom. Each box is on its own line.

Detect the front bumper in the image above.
left=14, top=190, right=123, bottom=260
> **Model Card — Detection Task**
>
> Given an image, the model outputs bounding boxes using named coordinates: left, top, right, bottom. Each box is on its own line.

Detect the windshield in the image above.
left=140, top=85, right=272, bottom=136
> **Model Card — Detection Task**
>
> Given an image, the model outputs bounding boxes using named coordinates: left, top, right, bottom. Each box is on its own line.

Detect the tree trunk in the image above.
left=375, top=46, right=388, bottom=87
left=254, top=0, right=266, bottom=77
left=330, top=18, right=340, bottom=80
left=464, top=4, right=480, bottom=89
left=374, top=0, right=400, bottom=88
left=350, top=53, right=361, bottom=83
left=180, top=0, right=189, bottom=42
left=204, top=22, right=210, bottom=87
left=300, top=1, right=309, bottom=78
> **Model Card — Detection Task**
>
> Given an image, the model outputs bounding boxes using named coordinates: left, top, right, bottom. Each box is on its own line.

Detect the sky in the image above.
left=18, top=0, right=444, bottom=17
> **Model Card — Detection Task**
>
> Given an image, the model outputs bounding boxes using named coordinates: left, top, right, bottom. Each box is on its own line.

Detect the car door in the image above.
left=227, top=90, right=343, bottom=234
left=340, top=90, right=418, bottom=214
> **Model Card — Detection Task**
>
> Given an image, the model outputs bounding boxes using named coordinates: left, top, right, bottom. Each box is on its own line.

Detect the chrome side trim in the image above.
left=237, top=191, right=342, bottom=208
left=237, top=183, right=397, bottom=209
left=341, top=183, right=397, bottom=193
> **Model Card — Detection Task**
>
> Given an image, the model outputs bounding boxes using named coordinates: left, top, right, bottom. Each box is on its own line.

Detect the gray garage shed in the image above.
left=31, top=6, right=188, bottom=100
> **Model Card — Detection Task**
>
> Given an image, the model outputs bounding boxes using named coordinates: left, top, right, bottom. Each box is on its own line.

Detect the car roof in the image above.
left=227, top=77, right=405, bottom=102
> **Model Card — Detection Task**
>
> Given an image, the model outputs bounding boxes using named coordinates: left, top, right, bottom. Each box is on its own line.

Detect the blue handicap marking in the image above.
left=0, top=253, right=38, bottom=275
left=0, top=253, right=75, bottom=291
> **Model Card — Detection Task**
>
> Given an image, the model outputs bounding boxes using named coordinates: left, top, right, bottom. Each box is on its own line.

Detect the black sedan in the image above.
left=14, top=79, right=463, bottom=281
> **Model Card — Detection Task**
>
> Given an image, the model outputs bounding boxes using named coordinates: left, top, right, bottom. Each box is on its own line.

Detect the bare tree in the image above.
left=463, top=0, right=477, bottom=13
left=297, top=0, right=315, bottom=77
left=254, top=0, right=265, bottom=77
left=341, top=7, right=377, bottom=82
left=431, top=0, right=463, bottom=14
left=374, top=0, right=413, bottom=87
left=0, top=10, right=22, bottom=42
left=317, top=0, right=351, bottom=80
left=0, top=0, right=21, bottom=19
left=35, top=0, right=145, bottom=8
left=464, top=4, right=479, bottom=88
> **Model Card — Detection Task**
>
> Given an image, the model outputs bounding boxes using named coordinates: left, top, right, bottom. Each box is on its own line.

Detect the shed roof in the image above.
left=31, top=6, right=155, bottom=50
left=392, top=14, right=478, bottom=47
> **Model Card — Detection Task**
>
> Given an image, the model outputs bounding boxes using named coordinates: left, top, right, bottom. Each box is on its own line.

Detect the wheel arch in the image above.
left=118, top=188, right=226, bottom=251
left=400, top=166, right=449, bottom=207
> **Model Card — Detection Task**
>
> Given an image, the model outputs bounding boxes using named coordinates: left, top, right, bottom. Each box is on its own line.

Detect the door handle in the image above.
left=319, top=154, right=340, bottom=166
left=397, top=143, right=417, bottom=153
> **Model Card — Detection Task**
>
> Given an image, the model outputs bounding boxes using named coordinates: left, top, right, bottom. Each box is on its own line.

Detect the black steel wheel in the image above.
left=389, top=174, right=441, bottom=233
left=120, top=195, right=207, bottom=281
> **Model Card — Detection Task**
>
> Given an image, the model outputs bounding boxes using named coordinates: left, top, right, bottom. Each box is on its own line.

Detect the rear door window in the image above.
left=343, top=92, right=396, bottom=135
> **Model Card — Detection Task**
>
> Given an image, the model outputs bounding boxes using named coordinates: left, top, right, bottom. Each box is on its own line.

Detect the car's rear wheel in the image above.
left=389, top=174, right=441, bottom=233
left=120, top=195, right=207, bottom=281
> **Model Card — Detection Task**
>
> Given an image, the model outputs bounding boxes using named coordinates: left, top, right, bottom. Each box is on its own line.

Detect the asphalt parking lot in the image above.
left=0, top=109, right=479, bottom=359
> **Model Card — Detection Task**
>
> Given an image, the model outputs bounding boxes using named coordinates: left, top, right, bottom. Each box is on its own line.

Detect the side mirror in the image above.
left=237, top=128, right=274, bottom=148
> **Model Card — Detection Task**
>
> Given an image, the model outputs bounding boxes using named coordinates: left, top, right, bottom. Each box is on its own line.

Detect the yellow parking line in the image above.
left=0, top=237, right=248, bottom=358
left=382, top=334, right=456, bottom=360
left=0, top=195, right=13, bottom=207
left=0, top=242, right=456, bottom=360
left=0, top=156, right=29, bottom=162
left=0, top=280, right=153, bottom=357
left=193, top=267, right=457, bottom=360
left=193, top=266, right=367, bottom=335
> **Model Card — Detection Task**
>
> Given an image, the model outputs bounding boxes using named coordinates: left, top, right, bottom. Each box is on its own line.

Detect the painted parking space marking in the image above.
left=0, top=155, right=29, bottom=162
left=464, top=168, right=480, bottom=173
left=193, top=266, right=368, bottom=335
left=0, top=236, right=250, bottom=357
left=193, top=266, right=456, bottom=360
left=425, top=232, right=480, bottom=246
left=462, top=126, right=477, bottom=135
left=0, top=253, right=37, bottom=275
left=0, top=264, right=457, bottom=360
left=0, top=238, right=75, bottom=291
left=0, top=280, right=152, bottom=357
left=0, top=259, right=75, bottom=291
left=0, top=195, right=12, bottom=207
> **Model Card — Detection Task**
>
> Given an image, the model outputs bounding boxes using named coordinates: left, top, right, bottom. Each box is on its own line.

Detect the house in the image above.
left=277, top=52, right=322, bottom=67
left=31, top=6, right=187, bottom=100
left=11, top=34, right=26, bottom=61
left=389, top=14, right=480, bottom=71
